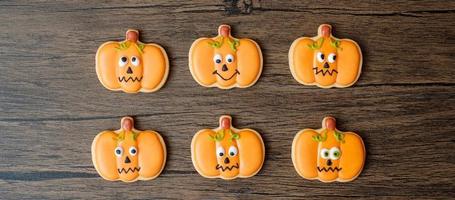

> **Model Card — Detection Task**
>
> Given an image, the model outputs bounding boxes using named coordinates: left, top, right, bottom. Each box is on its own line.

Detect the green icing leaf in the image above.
left=114, top=131, right=126, bottom=143
left=132, top=131, right=139, bottom=141
left=136, top=42, right=145, bottom=53
left=330, top=39, right=342, bottom=50
left=227, top=39, right=240, bottom=52
left=307, top=38, right=324, bottom=50
left=209, top=129, right=226, bottom=142
left=229, top=130, right=240, bottom=142
left=115, top=41, right=145, bottom=54
left=334, top=130, right=345, bottom=143
left=116, top=41, right=131, bottom=51
left=312, top=130, right=328, bottom=142
left=208, top=37, right=224, bottom=48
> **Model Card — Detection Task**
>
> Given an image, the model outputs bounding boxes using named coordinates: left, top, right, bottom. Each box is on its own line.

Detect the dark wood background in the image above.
left=1, top=0, right=454, bottom=199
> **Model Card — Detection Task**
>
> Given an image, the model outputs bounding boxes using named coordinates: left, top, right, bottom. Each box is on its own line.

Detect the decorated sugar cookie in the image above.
left=189, top=25, right=263, bottom=89
left=91, top=117, right=166, bottom=182
left=292, top=117, right=365, bottom=182
left=96, top=29, right=169, bottom=93
left=191, top=115, right=265, bottom=180
left=289, top=24, right=362, bottom=88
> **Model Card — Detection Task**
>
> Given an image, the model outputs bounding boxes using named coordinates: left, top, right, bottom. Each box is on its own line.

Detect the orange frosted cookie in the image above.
left=189, top=25, right=263, bottom=89
left=292, top=117, right=365, bottom=182
left=96, top=29, right=169, bottom=93
left=191, top=115, right=265, bottom=180
left=91, top=117, right=166, bottom=182
left=289, top=24, right=362, bottom=88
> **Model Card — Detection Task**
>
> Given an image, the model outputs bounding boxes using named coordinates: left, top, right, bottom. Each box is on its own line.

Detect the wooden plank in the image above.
left=0, top=0, right=454, bottom=199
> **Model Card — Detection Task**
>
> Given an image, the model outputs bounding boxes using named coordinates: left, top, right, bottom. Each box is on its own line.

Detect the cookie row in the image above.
left=96, top=24, right=362, bottom=92
left=92, top=116, right=365, bottom=183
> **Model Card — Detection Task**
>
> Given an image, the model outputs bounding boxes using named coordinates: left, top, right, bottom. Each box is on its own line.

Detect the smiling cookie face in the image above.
left=91, top=117, right=167, bottom=182
left=289, top=24, right=362, bottom=88
left=292, top=117, right=365, bottom=182
left=191, top=115, right=265, bottom=180
left=189, top=25, right=263, bottom=89
left=96, top=30, right=169, bottom=93
left=212, top=45, right=239, bottom=87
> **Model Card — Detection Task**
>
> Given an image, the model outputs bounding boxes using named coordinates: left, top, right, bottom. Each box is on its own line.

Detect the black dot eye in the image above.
left=131, top=149, right=136, bottom=154
left=121, top=57, right=127, bottom=62
left=114, top=147, right=123, bottom=157
left=132, top=57, right=136, bottom=62
left=230, top=152, right=234, bottom=156
left=227, top=58, right=232, bottom=62
left=216, top=59, right=221, bottom=64
left=219, top=152, right=224, bottom=156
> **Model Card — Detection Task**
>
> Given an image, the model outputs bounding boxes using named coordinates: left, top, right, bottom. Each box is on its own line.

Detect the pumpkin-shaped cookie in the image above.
left=189, top=25, right=263, bottom=89
left=191, top=115, right=265, bottom=180
left=96, top=29, right=169, bottom=93
left=289, top=24, right=362, bottom=88
left=292, top=117, right=365, bottom=182
left=91, top=117, right=166, bottom=182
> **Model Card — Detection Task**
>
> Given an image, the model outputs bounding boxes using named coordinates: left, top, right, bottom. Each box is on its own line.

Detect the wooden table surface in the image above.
left=1, top=0, right=454, bottom=199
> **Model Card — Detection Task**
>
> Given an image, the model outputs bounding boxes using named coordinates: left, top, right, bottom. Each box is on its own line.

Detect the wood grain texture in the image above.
left=0, top=0, right=454, bottom=199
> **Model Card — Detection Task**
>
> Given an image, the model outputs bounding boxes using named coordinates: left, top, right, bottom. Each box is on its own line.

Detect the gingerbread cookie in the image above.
left=189, top=25, right=263, bottom=89
left=96, top=29, right=169, bottom=93
left=191, top=115, right=265, bottom=180
left=91, top=117, right=166, bottom=182
left=289, top=24, right=362, bottom=88
left=292, top=117, right=365, bottom=182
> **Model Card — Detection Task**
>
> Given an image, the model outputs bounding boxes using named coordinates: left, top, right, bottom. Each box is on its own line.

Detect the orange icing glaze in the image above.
left=289, top=24, right=362, bottom=88
left=91, top=117, right=166, bottom=182
left=191, top=115, right=265, bottom=180
left=189, top=25, right=263, bottom=89
left=292, top=117, right=365, bottom=182
left=96, top=29, right=169, bottom=93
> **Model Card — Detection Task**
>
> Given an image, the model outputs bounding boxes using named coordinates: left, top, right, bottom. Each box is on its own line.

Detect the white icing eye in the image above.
left=316, top=52, right=325, bottom=63
left=328, top=53, right=336, bottom=63
left=329, top=147, right=341, bottom=160
left=228, top=146, right=238, bottom=157
left=129, top=146, right=137, bottom=156
left=114, top=147, right=123, bottom=157
left=320, top=148, right=330, bottom=159
left=216, top=146, right=225, bottom=157
left=213, top=54, right=222, bottom=64
left=225, top=54, right=234, bottom=63
left=119, top=56, right=128, bottom=67
left=131, top=56, right=140, bottom=66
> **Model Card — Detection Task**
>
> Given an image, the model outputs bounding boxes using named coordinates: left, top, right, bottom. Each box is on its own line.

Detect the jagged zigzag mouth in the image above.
left=212, top=70, right=240, bottom=81
left=118, top=76, right=143, bottom=83
left=313, top=67, right=338, bottom=76
left=317, top=166, right=342, bottom=172
left=117, top=167, right=141, bottom=174
left=216, top=163, right=239, bottom=172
